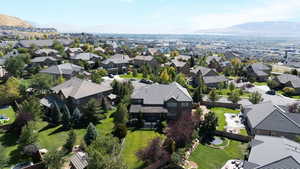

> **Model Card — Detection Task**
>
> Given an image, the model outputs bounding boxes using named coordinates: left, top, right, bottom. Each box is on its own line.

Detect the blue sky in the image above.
left=1, top=0, right=300, bottom=33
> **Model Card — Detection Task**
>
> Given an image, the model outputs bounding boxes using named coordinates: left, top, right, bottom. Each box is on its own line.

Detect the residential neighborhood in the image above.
left=1, top=1, right=300, bottom=169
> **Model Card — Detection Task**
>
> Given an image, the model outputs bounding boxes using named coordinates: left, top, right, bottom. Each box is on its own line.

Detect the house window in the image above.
left=181, top=102, right=190, bottom=107
left=167, top=102, right=177, bottom=108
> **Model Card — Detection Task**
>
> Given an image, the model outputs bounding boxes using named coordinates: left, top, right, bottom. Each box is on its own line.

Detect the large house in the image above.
left=246, top=63, right=271, bottom=82
left=34, top=48, right=59, bottom=56
left=18, top=39, right=73, bottom=48
left=70, top=53, right=102, bottom=66
left=30, top=56, right=59, bottom=68
left=100, top=54, right=131, bottom=74
left=244, top=135, right=300, bottom=169
left=39, top=63, right=86, bottom=79
left=132, top=55, right=159, bottom=68
left=129, top=82, right=193, bottom=123
left=273, top=74, right=300, bottom=94
left=190, top=66, right=227, bottom=88
left=42, top=77, right=113, bottom=108
left=168, top=59, right=190, bottom=74
left=242, top=101, right=300, bottom=139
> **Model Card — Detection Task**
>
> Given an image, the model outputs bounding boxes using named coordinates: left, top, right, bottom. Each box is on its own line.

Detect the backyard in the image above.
left=121, top=130, right=165, bottom=169
left=0, top=106, right=16, bottom=125
left=120, top=72, right=146, bottom=80
left=210, top=107, right=240, bottom=131
left=189, top=140, right=248, bottom=169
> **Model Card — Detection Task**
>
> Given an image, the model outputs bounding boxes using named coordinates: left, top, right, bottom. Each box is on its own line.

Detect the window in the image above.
left=181, top=102, right=190, bottom=107
left=167, top=102, right=177, bottom=108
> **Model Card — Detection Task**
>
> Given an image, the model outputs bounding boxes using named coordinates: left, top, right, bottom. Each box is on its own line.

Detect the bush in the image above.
left=113, top=123, right=128, bottom=139
left=283, top=87, right=295, bottom=96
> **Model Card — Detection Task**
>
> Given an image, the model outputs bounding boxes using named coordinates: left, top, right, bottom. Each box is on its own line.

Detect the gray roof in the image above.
left=206, top=55, right=222, bottom=64
left=175, top=55, right=191, bottom=61
left=19, top=39, right=73, bottom=48
left=130, top=105, right=168, bottom=114
left=101, top=54, right=131, bottom=65
left=66, top=48, right=83, bottom=53
left=203, top=75, right=227, bottom=84
left=286, top=62, right=300, bottom=68
left=31, top=56, right=58, bottom=63
left=251, top=63, right=271, bottom=71
left=0, top=58, right=6, bottom=65
left=34, top=48, right=58, bottom=56
left=134, top=55, right=154, bottom=61
left=132, top=82, right=192, bottom=105
left=40, top=63, right=83, bottom=75
left=276, top=74, right=300, bottom=88
left=248, top=135, right=300, bottom=168
left=244, top=102, right=300, bottom=134
left=190, top=66, right=215, bottom=76
left=170, top=59, right=187, bottom=68
left=52, top=77, right=112, bottom=100
left=252, top=69, right=268, bottom=76
left=71, top=53, right=101, bottom=61
left=70, top=152, right=88, bottom=169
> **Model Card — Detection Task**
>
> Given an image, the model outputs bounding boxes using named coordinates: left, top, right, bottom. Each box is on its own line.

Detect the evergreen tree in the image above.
left=83, top=99, right=100, bottom=123
left=51, top=102, right=62, bottom=124
left=64, top=130, right=76, bottom=153
left=101, top=98, right=108, bottom=113
left=72, top=107, right=82, bottom=127
left=62, top=105, right=72, bottom=129
left=229, top=82, right=235, bottom=91
left=208, top=89, right=220, bottom=103
left=228, top=90, right=241, bottom=104
left=193, top=86, right=203, bottom=103
left=190, top=56, right=195, bottom=67
left=21, top=97, right=43, bottom=121
left=199, top=112, right=218, bottom=143
left=44, top=150, right=65, bottom=169
left=113, top=103, right=128, bottom=125
left=18, top=121, right=38, bottom=149
left=84, top=123, right=98, bottom=145
left=249, top=91, right=264, bottom=104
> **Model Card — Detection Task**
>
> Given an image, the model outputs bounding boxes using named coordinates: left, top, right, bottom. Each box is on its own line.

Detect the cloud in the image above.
left=190, top=0, right=300, bottom=30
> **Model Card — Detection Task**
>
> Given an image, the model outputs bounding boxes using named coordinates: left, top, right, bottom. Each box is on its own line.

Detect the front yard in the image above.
left=120, top=72, right=146, bottom=80
left=121, top=130, right=165, bottom=169
left=189, top=140, right=248, bottom=169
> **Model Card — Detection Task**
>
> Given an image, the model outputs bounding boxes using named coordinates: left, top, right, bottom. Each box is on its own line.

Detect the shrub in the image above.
left=283, top=87, right=295, bottom=96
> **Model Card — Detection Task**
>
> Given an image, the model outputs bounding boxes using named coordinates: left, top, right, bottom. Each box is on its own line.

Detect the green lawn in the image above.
left=121, top=130, right=165, bottom=169
left=254, top=82, right=267, bottom=86
left=0, top=108, right=115, bottom=167
left=189, top=141, right=248, bottom=169
left=0, top=106, right=16, bottom=125
left=120, top=73, right=145, bottom=79
left=217, top=89, right=251, bottom=99
left=210, top=107, right=240, bottom=131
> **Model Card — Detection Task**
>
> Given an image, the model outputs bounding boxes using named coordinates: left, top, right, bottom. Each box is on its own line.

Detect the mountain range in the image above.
left=195, top=21, right=300, bottom=37
left=0, top=14, right=32, bottom=28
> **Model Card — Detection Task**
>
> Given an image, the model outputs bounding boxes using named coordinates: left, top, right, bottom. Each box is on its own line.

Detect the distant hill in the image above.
left=0, top=14, right=32, bottom=28
left=195, top=21, right=300, bottom=37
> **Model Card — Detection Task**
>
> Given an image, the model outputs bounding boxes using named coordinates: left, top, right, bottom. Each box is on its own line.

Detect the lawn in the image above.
left=0, top=108, right=115, bottom=167
left=120, top=73, right=145, bottom=79
left=121, top=130, right=165, bottom=169
left=254, top=82, right=267, bottom=86
left=217, top=89, right=251, bottom=99
left=210, top=107, right=240, bottom=131
left=189, top=140, right=248, bottom=169
left=0, top=106, right=16, bottom=125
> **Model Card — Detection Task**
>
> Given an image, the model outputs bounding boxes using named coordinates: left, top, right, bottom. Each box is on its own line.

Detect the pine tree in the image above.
left=52, top=102, right=62, bottom=124
left=72, top=107, right=81, bottom=127
left=64, top=130, right=76, bottom=153
left=83, top=99, right=100, bottom=123
left=113, top=103, right=128, bottom=125
left=101, top=98, right=108, bottom=113
left=18, top=121, right=38, bottom=149
left=62, top=105, right=72, bottom=129
left=84, top=123, right=98, bottom=145
left=193, top=86, right=203, bottom=103
left=208, top=89, right=220, bottom=103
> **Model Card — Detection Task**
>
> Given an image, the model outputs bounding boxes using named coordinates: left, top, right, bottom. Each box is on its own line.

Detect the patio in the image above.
left=224, top=113, right=245, bottom=134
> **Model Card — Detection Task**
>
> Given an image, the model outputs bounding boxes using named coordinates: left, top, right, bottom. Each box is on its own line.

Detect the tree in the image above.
left=0, top=144, right=7, bottom=168
left=228, top=90, right=241, bottom=104
left=132, top=69, right=138, bottom=77
left=208, top=89, right=220, bottom=103
left=291, top=69, right=298, bottom=75
left=30, top=74, right=55, bottom=93
left=160, top=69, right=170, bottom=84
left=175, top=73, right=187, bottom=87
left=0, top=77, right=21, bottom=106
left=190, top=57, right=195, bottom=67
left=91, top=70, right=103, bottom=83
left=113, top=103, right=128, bottom=125
left=62, top=105, right=72, bottom=129
left=113, top=123, right=128, bottom=139
left=5, top=55, right=26, bottom=77
left=82, top=99, right=100, bottom=123
left=87, top=134, right=127, bottom=169
left=267, top=80, right=279, bottom=89
left=51, top=102, right=62, bottom=124
left=18, top=121, right=38, bottom=149
left=72, top=107, right=82, bottom=127
left=20, top=97, right=43, bottom=121
left=229, top=82, right=235, bottom=91
left=199, top=112, right=218, bottom=143
left=193, top=85, right=203, bottom=103
left=84, top=123, right=98, bottom=145
left=249, top=91, right=264, bottom=104
left=101, top=98, right=108, bottom=113
left=283, top=87, right=295, bottom=96
left=136, top=137, right=170, bottom=168
left=44, top=150, right=65, bottom=169
left=64, top=130, right=76, bottom=153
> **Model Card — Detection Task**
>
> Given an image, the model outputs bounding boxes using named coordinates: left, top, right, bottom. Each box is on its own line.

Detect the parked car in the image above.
left=266, top=90, right=276, bottom=95
left=108, top=74, right=114, bottom=78
left=12, top=162, right=33, bottom=169
left=140, top=79, right=153, bottom=84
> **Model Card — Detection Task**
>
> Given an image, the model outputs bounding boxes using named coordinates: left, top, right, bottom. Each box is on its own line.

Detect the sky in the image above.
left=1, top=0, right=300, bottom=34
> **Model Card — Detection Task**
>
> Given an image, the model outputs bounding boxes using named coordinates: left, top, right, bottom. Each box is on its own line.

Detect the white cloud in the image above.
left=190, top=0, right=300, bottom=30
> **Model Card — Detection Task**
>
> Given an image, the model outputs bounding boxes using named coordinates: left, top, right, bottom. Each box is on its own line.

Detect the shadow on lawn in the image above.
left=0, top=131, right=18, bottom=147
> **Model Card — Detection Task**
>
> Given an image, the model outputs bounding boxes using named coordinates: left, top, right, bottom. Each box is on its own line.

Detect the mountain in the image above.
left=0, top=14, right=32, bottom=28
left=195, top=21, right=300, bottom=37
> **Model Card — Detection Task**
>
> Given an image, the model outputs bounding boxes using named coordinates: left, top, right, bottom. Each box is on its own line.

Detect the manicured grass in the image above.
left=0, top=109, right=115, bottom=167
left=291, top=96, right=300, bottom=99
left=254, top=82, right=267, bottom=86
left=210, top=107, right=240, bottom=131
left=189, top=141, right=248, bottom=169
left=121, top=130, right=165, bottom=169
left=217, top=89, right=251, bottom=99
left=0, top=106, right=16, bottom=125
left=120, top=73, right=145, bottom=79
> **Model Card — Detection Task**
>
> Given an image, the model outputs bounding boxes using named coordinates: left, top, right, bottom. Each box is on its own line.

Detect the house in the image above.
left=168, top=59, right=190, bottom=74
left=242, top=101, right=300, bottom=139
left=190, top=66, right=227, bottom=88
left=132, top=55, right=159, bottom=68
left=70, top=53, right=102, bottom=66
left=246, top=63, right=271, bottom=82
left=94, top=47, right=105, bottom=53
left=244, top=135, right=300, bottom=169
left=273, top=74, right=300, bottom=94
left=66, top=48, right=84, bottom=57
left=39, top=63, right=86, bottom=79
left=70, top=152, right=88, bottom=169
left=34, top=48, right=58, bottom=56
left=206, top=55, right=224, bottom=72
left=100, top=54, right=131, bottom=74
left=0, top=59, right=7, bottom=78
left=129, top=82, right=193, bottom=123
left=146, top=48, right=161, bottom=56
left=175, top=55, right=191, bottom=62
left=49, top=77, right=113, bottom=107
left=30, top=56, right=59, bottom=68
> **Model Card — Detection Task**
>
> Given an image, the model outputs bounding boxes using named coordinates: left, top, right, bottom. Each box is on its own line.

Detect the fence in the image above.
left=215, top=130, right=252, bottom=143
